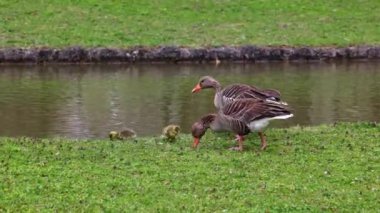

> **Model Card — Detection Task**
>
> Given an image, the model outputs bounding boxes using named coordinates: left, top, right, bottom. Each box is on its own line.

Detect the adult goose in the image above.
left=191, top=76, right=287, bottom=110
left=191, top=99, right=293, bottom=151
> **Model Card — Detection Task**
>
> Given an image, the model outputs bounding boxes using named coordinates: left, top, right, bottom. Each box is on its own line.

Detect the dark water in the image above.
left=0, top=62, right=379, bottom=138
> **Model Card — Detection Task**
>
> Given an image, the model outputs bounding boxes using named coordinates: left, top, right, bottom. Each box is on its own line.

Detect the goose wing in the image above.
left=258, top=89, right=281, bottom=101
left=220, top=84, right=252, bottom=104
left=222, top=84, right=283, bottom=102
left=236, top=86, right=282, bottom=101
left=222, top=99, right=292, bottom=124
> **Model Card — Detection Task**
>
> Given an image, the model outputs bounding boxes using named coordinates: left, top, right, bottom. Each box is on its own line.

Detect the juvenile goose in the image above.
left=109, top=128, right=137, bottom=140
left=162, top=124, right=181, bottom=141
left=191, top=99, right=293, bottom=151
left=191, top=76, right=287, bottom=110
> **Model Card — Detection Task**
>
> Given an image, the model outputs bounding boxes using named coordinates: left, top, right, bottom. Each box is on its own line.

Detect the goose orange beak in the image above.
left=192, top=137, right=200, bottom=148
left=191, top=84, right=202, bottom=93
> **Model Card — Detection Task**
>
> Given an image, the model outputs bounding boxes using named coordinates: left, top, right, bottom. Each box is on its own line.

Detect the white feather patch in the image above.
left=248, top=114, right=294, bottom=131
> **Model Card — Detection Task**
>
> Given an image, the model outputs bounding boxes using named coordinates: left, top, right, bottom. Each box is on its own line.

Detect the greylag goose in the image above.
left=109, top=128, right=137, bottom=140
left=191, top=99, right=293, bottom=151
left=191, top=76, right=287, bottom=110
left=162, top=124, right=181, bottom=141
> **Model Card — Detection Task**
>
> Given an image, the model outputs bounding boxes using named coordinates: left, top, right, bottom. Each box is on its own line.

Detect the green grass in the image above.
left=0, top=122, right=379, bottom=211
left=0, top=0, right=380, bottom=47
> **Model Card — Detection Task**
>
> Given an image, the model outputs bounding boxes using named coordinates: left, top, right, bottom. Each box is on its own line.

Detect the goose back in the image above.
left=217, top=84, right=284, bottom=109
left=223, top=99, right=291, bottom=122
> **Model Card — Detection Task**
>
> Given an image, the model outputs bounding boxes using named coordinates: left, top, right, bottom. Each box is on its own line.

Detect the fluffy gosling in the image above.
left=162, top=124, right=181, bottom=141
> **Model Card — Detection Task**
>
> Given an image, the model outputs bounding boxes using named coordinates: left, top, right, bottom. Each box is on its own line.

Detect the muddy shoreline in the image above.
left=1, top=46, right=380, bottom=63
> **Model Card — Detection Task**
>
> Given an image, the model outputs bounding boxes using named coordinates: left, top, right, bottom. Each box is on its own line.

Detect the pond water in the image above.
left=0, top=62, right=379, bottom=138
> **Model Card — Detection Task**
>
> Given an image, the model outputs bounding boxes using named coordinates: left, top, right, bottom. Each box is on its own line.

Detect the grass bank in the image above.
left=0, top=122, right=379, bottom=211
left=0, top=0, right=380, bottom=47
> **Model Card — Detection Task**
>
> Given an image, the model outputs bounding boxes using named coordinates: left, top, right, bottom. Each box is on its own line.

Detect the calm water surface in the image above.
left=0, top=62, right=379, bottom=138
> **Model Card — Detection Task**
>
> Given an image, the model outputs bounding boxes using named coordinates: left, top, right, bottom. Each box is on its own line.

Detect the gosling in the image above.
left=109, top=128, right=137, bottom=141
left=162, top=124, right=181, bottom=141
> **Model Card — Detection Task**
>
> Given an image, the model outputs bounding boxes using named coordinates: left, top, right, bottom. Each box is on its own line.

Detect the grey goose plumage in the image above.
left=192, top=99, right=293, bottom=151
left=191, top=76, right=287, bottom=110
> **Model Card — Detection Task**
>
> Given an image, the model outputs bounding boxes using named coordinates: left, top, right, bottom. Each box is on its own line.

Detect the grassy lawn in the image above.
left=0, top=122, right=378, bottom=211
left=0, top=0, right=379, bottom=47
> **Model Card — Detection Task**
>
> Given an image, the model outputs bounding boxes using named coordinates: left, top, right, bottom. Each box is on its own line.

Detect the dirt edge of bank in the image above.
left=1, top=45, right=380, bottom=63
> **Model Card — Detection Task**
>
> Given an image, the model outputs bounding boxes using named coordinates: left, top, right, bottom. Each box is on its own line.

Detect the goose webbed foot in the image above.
left=229, top=146, right=243, bottom=151
left=260, top=143, right=267, bottom=150
left=234, top=135, right=244, bottom=141
left=230, top=135, right=244, bottom=151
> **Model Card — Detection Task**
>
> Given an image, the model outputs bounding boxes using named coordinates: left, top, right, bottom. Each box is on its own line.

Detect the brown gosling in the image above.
left=109, top=128, right=137, bottom=141
left=162, top=124, right=181, bottom=141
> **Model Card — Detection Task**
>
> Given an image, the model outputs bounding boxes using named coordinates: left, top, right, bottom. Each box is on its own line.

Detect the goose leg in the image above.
left=237, top=137, right=244, bottom=151
left=230, top=135, right=244, bottom=151
left=258, top=132, right=267, bottom=150
left=235, top=135, right=244, bottom=141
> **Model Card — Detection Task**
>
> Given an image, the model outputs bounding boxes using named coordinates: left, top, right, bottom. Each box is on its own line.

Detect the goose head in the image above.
left=191, top=114, right=216, bottom=148
left=192, top=76, right=220, bottom=93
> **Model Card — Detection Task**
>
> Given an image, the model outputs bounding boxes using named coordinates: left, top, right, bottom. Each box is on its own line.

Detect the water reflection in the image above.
left=0, top=62, right=379, bottom=138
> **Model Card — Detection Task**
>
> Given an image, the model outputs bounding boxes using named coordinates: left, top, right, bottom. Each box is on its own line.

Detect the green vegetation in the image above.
left=0, top=122, right=379, bottom=211
left=0, top=0, right=379, bottom=47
